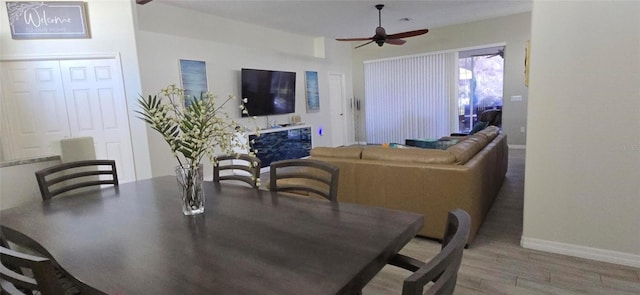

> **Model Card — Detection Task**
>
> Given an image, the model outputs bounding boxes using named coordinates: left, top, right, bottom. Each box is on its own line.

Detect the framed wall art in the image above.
left=179, top=59, right=208, bottom=106
left=305, top=71, right=320, bottom=112
left=6, top=1, right=91, bottom=39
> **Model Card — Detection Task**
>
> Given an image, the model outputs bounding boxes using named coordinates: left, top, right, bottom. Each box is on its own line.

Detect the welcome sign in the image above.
left=6, top=1, right=90, bottom=39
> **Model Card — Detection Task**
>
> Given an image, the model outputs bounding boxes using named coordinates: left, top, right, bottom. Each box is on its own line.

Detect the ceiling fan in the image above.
left=336, top=4, right=429, bottom=49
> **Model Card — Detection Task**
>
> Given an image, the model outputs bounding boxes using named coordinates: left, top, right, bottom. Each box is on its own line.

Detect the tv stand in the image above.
left=247, top=125, right=312, bottom=172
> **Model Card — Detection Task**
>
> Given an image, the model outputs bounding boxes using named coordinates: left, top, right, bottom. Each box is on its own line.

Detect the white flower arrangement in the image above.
left=137, top=84, right=257, bottom=169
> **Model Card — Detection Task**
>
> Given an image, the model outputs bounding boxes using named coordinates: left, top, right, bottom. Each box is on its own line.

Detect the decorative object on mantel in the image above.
left=305, top=71, right=320, bottom=112
left=291, top=114, right=302, bottom=124
left=6, top=1, right=90, bottom=39
left=137, top=85, right=257, bottom=215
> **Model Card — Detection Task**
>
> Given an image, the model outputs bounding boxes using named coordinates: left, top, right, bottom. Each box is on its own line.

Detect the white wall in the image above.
left=0, top=159, right=61, bottom=210
left=522, top=1, right=640, bottom=267
left=351, top=13, right=531, bottom=145
left=135, top=3, right=354, bottom=177
left=0, top=0, right=152, bottom=180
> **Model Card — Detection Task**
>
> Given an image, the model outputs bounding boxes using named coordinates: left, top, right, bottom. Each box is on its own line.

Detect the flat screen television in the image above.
left=241, top=68, right=296, bottom=117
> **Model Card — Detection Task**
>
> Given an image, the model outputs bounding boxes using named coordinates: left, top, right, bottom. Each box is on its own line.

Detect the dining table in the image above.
left=0, top=176, right=423, bottom=295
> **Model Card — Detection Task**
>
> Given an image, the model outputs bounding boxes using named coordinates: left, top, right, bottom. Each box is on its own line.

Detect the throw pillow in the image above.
left=469, top=121, right=489, bottom=135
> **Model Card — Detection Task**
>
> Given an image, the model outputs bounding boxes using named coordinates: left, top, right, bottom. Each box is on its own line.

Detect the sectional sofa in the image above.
left=309, top=126, right=508, bottom=244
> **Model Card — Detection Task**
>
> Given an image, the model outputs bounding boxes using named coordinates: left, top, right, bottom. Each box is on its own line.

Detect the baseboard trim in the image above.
left=521, top=237, right=640, bottom=268
left=509, top=144, right=526, bottom=149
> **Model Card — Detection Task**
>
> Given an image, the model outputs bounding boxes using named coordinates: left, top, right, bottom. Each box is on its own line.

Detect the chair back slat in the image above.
left=44, top=170, right=116, bottom=186
left=35, top=160, right=119, bottom=200
left=214, top=154, right=261, bottom=188
left=0, top=246, right=63, bottom=295
left=274, top=172, right=331, bottom=185
left=269, top=159, right=339, bottom=201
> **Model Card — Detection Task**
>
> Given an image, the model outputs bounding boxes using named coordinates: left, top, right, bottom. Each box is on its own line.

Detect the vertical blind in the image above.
left=364, top=52, right=458, bottom=144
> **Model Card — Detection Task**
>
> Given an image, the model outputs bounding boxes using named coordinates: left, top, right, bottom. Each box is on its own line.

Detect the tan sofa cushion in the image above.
left=361, top=146, right=456, bottom=164
left=468, top=133, right=489, bottom=147
left=476, top=125, right=500, bottom=140
left=311, top=146, right=363, bottom=159
left=447, top=137, right=485, bottom=164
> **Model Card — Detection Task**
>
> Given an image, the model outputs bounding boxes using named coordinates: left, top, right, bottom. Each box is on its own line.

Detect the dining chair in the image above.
left=0, top=245, right=65, bottom=295
left=35, top=160, right=119, bottom=200
left=269, top=159, right=339, bottom=201
left=1, top=229, right=83, bottom=295
left=386, top=208, right=471, bottom=295
left=213, top=154, right=261, bottom=188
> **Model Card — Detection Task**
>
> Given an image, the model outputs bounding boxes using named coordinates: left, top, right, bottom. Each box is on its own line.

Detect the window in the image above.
left=363, top=52, right=457, bottom=144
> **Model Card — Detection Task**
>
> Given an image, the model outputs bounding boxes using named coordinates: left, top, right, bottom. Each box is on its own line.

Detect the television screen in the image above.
left=241, top=68, right=296, bottom=117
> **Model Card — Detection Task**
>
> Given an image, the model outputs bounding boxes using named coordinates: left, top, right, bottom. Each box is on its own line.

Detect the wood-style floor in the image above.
left=361, top=149, right=640, bottom=295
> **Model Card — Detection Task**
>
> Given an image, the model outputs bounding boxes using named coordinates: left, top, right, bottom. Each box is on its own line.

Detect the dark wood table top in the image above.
left=0, top=176, right=423, bottom=295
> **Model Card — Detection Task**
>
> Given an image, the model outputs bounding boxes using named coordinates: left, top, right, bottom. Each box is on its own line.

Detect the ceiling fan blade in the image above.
left=343, top=5, right=430, bottom=49
left=387, top=29, right=429, bottom=40
left=385, top=39, right=406, bottom=45
left=355, top=40, right=375, bottom=49
left=336, top=37, right=374, bottom=42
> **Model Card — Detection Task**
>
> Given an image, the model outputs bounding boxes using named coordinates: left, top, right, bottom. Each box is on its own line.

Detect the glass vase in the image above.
left=175, top=164, right=204, bottom=215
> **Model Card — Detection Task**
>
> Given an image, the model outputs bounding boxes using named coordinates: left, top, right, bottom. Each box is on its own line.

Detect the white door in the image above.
left=1, top=58, right=136, bottom=183
left=1, top=60, right=70, bottom=159
left=328, top=72, right=347, bottom=147
left=59, top=59, right=135, bottom=182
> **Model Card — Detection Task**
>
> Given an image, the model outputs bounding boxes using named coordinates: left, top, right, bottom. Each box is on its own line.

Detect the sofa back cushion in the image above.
left=311, top=146, right=363, bottom=159
left=468, top=133, right=489, bottom=147
left=476, top=125, right=500, bottom=140
left=361, top=146, right=456, bottom=164
left=447, top=137, right=486, bottom=164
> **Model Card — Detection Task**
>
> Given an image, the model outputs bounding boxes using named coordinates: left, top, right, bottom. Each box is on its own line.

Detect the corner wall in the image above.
left=351, top=13, right=531, bottom=145
left=523, top=1, right=640, bottom=267
left=135, top=3, right=354, bottom=177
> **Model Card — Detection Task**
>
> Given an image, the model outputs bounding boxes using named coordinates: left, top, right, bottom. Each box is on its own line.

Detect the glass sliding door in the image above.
left=458, top=46, right=504, bottom=132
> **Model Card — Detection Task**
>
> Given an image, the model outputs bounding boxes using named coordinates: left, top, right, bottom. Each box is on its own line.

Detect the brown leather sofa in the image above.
left=309, top=126, right=508, bottom=244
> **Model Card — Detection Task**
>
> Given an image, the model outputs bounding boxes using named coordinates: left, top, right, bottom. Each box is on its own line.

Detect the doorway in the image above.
left=457, top=46, right=504, bottom=132
left=328, top=72, right=347, bottom=147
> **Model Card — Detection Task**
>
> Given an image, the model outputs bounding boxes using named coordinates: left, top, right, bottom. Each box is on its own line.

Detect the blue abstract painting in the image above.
left=305, top=71, right=320, bottom=112
left=179, top=59, right=208, bottom=106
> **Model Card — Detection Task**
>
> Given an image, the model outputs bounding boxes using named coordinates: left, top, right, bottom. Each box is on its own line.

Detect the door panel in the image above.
left=59, top=59, right=135, bottom=182
left=1, top=61, right=70, bottom=159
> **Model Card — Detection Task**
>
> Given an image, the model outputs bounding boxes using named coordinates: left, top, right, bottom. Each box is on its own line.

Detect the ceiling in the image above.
left=152, top=0, right=533, bottom=40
